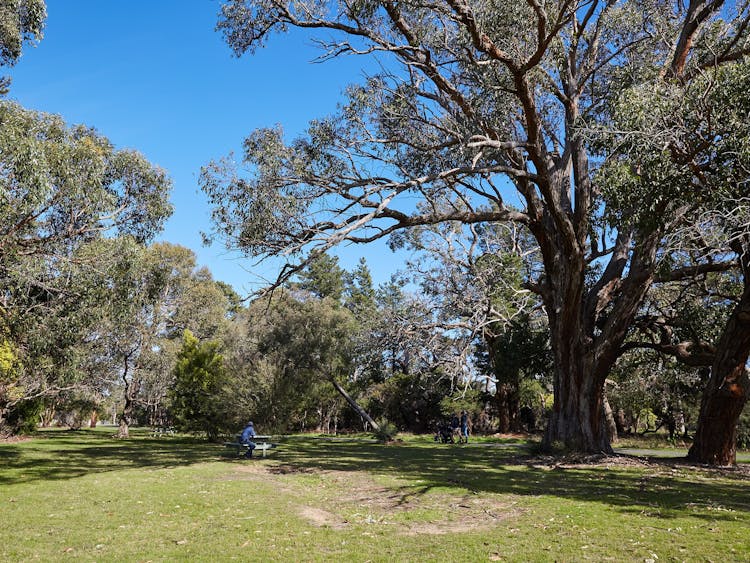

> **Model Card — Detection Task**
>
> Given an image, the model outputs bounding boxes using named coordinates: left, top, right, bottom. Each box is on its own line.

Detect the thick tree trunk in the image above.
left=687, top=367, right=748, bottom=465
left=544, top=369, right=612, bottom=452
left=543, top=339, right=612, bottom=453
left=688, top=285, right=750, bottom=465
left=329, top=376, right=380, bottom=431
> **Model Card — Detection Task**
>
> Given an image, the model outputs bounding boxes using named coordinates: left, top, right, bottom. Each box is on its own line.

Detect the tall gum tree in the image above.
left=203, top=0, right=750, bottom=453
left=0, top=102, right=172, bottom=433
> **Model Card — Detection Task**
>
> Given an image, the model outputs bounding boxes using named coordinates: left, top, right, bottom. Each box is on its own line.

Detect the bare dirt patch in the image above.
left=221, top=463, right=522, bottom=535
left=298, top=506, right=349, bottom=530
left=294, top=469, right=521, bottom=535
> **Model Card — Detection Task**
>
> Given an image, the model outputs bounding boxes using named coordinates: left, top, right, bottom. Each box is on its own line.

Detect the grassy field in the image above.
left=1, top=429, right=749, bottom=562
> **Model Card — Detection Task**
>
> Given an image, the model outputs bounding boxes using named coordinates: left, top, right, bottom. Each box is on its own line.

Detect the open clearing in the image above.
left=1, top=429, right=749, bottom=561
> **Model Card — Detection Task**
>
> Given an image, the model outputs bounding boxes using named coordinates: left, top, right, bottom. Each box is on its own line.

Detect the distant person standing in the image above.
left=240, top=420, right=257, bottom=458
left=460, top=410, right=469, bottom=443
left=450, top=413, right=460, bottom=441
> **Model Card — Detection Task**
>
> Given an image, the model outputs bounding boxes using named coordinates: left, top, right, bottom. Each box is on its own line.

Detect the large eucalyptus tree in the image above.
left=203, top=0, right=750, bottom=455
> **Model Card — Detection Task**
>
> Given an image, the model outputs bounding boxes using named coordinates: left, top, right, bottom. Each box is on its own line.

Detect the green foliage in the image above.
left=4, top=397, right=43, bottom=434
left=482, top=315, right=551, bottom=385
left=0, top=101, right=172, bottom=254
left=737, top=408, right=750, bottom=450
left=0, top=338, right=17, bottom=375
left=608, top=350, right=704, bottom=438
left=372, top=418, right=398, bottom=442
left=293, top=253, right=346, bottom=301
left=169, top=330, right=226, bottom=441
left=0, top=0, right=46, bottom=94
left=258, top=294, right=356, bottom=430
left=0, top=337, right=20, bottom=402
left=54, top=393, right=98, bottom=430
left=596, top=61, right=750, bottom=234
left=370, top=371, right=451, bottom=433
left=0, top=101, right=173, bottom=435
left=343, top=257, right=376, bottom=316
left=518, top=377, right=549, bottom=422
left=438, top=388, right=482, bottom=419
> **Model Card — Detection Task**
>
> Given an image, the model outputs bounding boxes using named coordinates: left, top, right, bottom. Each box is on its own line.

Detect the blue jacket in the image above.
left=240, top=423, right=256, bottom=443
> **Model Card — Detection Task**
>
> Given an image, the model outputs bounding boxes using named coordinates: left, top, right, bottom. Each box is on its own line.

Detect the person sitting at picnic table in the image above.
left=240, top=420, right=257, bottom=458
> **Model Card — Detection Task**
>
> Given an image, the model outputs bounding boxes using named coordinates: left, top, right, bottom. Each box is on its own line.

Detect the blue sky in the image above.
left=7, top=0, right=400, bottom=294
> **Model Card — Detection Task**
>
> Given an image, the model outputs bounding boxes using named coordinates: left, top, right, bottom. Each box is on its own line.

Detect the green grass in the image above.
left=1, top=429, right=749, bottom=561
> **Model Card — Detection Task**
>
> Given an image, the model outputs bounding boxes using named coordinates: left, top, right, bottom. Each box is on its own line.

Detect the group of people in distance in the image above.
left=435, top=410, right=470, bottom=444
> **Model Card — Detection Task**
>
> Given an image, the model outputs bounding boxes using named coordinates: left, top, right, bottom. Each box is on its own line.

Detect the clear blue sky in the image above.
left=7, top=0, right=400, bottom=294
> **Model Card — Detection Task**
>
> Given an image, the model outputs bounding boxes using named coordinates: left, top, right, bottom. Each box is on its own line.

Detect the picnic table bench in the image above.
left=224, top=434, right=277, bottom=458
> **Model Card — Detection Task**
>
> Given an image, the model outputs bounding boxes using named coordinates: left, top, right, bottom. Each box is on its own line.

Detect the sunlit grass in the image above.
left=1, top=428, right=749, bottom=561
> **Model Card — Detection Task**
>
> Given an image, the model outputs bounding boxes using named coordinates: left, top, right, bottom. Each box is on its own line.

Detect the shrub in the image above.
left=373, top=419, right=398, bottom=442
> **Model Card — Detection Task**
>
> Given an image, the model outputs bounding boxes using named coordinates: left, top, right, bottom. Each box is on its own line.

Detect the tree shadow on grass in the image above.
left=0, top=429, right=221, bottom=486
left=2, top=431, right=749, bottom=522
left=269, top=437, right=750, bottom=522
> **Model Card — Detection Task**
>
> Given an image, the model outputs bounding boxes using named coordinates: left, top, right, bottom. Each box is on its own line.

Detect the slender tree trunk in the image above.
left=688, top=284, right=750, bottom=465
left=496, top=384, right=511, bottom=433
left=487, top=331, right=521, bottom=433
left=116, top=390, right=136, bottom=438
left=508, top=385, right=520, bottom=432
left=115, top=356, right=139, bottom=439
left=329, top=376, right=380, bottom=431
left=673, top=401, right=686, bottom=438
left=603, top=393, right=618, bottom=443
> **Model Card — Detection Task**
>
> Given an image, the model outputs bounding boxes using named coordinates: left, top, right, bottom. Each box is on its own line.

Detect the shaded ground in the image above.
left=614, top=446, right=750, bottom=464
